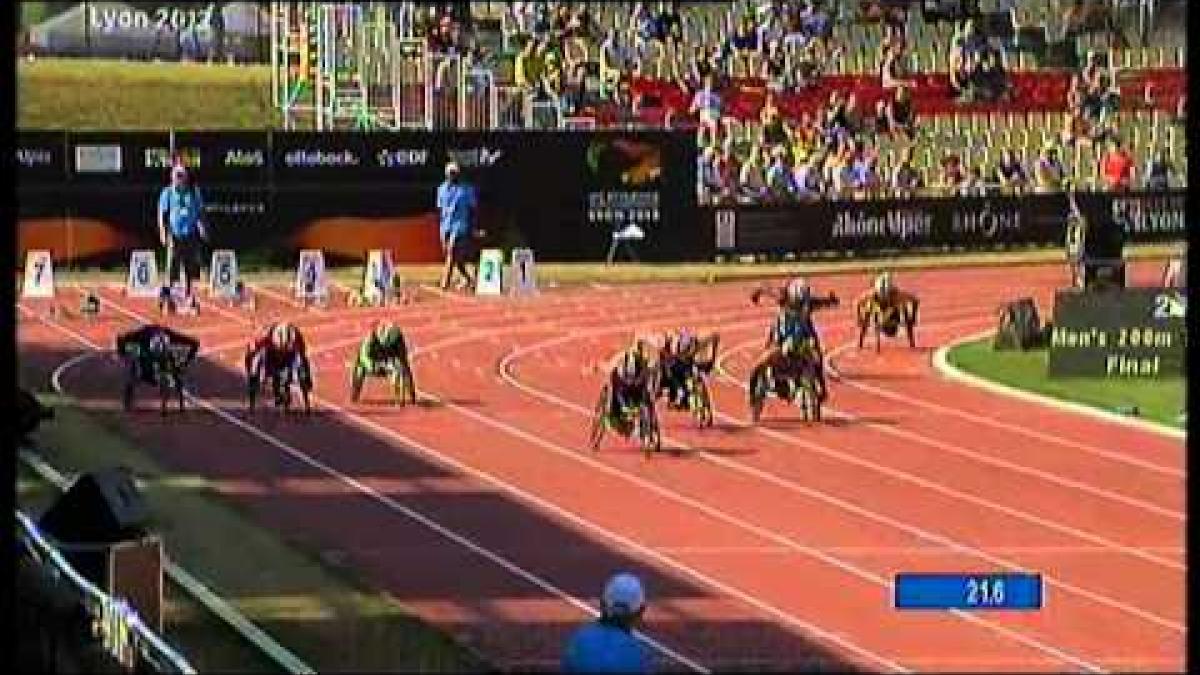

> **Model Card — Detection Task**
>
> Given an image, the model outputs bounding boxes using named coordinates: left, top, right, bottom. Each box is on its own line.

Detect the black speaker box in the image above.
left=1072, top=259, right=1126, bottom=290
left=994, top=298, right=1043, bottom=350
left=38, top=469, right=149, bottom=545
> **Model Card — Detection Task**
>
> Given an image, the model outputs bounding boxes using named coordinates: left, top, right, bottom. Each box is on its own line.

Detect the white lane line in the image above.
left=502, top=316, right=1182, bottom=636
left=725, top=332, right=1188, bottom=543
left=827, top=334, right=1185, bottom=472
left=712, top=344, right=1185, bottom=631
left=926, top=329, right=1186, bottom=439
left=495, top=315, right=1110, bottom=672
left=25, top=302, right=712, bottom=675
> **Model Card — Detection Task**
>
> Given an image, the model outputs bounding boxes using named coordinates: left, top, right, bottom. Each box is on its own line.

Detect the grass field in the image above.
left=17, top=371, right=488, bottom=672
left=946, top=338, right=1186, bottom=430
left=18, top=58, right=276, bottom=129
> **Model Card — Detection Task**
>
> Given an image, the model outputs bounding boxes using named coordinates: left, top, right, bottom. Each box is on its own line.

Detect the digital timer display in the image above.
left=894, top=573, right=1043, bottom=611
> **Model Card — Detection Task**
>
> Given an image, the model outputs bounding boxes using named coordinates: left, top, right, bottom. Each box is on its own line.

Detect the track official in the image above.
left=157, top=164, right=208, bottom=302
left=436, top=161, right=478, bottom=292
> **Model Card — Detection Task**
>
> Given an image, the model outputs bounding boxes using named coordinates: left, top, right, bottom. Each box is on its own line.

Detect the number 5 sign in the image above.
left=476, top=249, right=503, bottom=296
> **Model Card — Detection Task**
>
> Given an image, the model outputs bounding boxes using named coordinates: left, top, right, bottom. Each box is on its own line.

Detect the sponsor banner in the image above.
left=1048, top=288, right=1186, bottom=378
left=704, top=190, right=1185, bottom=256
left=17, top=130, right=698, bottom=264
left=15, top=131, right=68, bottom=184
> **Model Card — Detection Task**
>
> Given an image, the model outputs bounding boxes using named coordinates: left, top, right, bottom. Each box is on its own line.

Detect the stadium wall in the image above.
left=16, top=131, right=1183, bottom=267
left=701, top=190, right=1186, bottom=259
left=15, top=130, right=699, bottom=266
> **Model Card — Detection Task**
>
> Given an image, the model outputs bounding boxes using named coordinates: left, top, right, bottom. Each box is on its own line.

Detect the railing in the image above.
left=16, top=510, right=195, bottom=674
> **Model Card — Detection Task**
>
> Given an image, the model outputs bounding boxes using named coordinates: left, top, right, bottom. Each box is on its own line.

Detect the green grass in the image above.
left=18, top=58, right=277, bottom=130
left=947, top=338, right=1186, bottom=429
left=17, top=373, right=489, bottom=673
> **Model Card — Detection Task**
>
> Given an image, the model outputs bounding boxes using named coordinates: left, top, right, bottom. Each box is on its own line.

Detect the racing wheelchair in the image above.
left=856, top=292, right=919, bottom=352
left=247, top=358, right=313, bottom=414
left=120, top=344, right=187, bottom=415
left=350, top=358, right=417, bottom=406
left=590, top=383, right=662, bottom=456
left=748, top=349, right=822, bottom=424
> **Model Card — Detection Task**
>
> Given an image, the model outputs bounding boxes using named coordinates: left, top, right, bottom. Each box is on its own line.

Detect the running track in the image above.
left=16, top=262, right=1185, bottom=672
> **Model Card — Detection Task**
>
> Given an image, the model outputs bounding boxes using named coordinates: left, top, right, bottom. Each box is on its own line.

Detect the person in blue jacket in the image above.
left=436, top=161, right=478, bottom=292
left=562, top=573, right=654, bottom=673
left=157, top=164, right=208, bottom=309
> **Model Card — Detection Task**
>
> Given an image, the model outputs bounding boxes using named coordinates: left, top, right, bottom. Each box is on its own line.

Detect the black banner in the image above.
left=17, top=130, right=697, bottom=265
left=1047, top=288, right=1187, bottom=378
left=705, top=190, right=1186, bottom=258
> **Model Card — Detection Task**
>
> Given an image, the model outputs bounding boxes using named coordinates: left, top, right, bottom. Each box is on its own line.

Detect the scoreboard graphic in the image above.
left=1048, top=288, right=1186, bottom=378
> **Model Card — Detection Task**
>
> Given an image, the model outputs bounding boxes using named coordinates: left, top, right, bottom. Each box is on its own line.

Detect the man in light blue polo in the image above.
left=436, top=161, right=478, bottom=291
left=157, top=165, right=207, bottom=309
left=562, top=573, right=654, bottom=673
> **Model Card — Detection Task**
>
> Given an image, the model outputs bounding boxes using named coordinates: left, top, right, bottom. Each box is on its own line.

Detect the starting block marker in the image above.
left=22, top=250, right=56, bottom=299
left=126, top=250, right=160, bottom=297
left=476, top=249, right=504, bottom=296
left=295, top=249, right=328, bottom=303
left=209, top=250, right=240, bottom=299
left=362, top=249, right=395, bottom=305
left=510, top=247, right=537, bottom=296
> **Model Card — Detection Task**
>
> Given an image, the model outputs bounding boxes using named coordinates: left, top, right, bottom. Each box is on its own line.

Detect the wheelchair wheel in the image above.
left=689, top=374, right=714, bottom=428
left=590, top=385, right=610, bottom=450
left=748, top=368, right=768, bottom=424
left=797, top=376, right=821, bottom=422
left=394, top=365, right=417, bottom=405
left=639, top=404, right=661, bottom=457
left=351, top=366, right=366, bottom=403
left=158, top=369, right=176, bottom=416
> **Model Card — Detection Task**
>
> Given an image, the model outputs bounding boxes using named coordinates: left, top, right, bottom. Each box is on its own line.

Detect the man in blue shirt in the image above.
left=436, top=161, right=478, bottom=291
left=157, top=165, right=207, bottom=308
left=562, top=573, right=653, bottom=673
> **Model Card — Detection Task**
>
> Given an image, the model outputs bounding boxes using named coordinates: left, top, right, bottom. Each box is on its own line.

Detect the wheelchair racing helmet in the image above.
left=786, top=277, right=811, bottom=302
left=147, top=329, right=170, bottom=356
left=676, top=329, right=697, bottom=354
left=874, top=272, right=892, bottom=294
left=271, top=323, right=297, bottom=351
left=374, top=321, right=401, bottom=347
left=617, top=350, right=641, bottom=382
left=780, top=336, right=801, bottom=358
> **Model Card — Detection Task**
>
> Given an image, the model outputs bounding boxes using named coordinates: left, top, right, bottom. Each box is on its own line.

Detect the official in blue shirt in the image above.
left=436, top=161, right=478, bottom=291
left=157, top=165, right=208, bottom=304
left=562, top=573, right=654, bottom=674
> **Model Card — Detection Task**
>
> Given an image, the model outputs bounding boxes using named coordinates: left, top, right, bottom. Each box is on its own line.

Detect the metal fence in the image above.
left=16, top=510, right=195, bottom=674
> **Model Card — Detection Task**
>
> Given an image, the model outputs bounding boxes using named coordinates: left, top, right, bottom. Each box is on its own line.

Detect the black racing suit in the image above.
left=115, top=325, right=199, bottom=387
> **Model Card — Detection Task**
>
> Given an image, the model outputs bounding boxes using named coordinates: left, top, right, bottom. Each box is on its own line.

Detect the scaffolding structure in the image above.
left=270, top=2, right=524, bottom=131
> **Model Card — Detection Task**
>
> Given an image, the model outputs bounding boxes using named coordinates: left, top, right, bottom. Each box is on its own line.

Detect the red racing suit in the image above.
left=244, top=326, right=313, bottom=390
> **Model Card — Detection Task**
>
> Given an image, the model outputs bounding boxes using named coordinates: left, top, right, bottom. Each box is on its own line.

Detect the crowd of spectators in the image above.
left=481, top=1, right=1184, bottom=203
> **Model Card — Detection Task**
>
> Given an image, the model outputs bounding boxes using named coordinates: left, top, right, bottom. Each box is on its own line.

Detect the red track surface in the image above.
left=17, top=263, right=1184, bottom=673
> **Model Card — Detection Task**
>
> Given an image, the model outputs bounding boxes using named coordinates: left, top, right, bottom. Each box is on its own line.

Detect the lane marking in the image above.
left=928, top=329, right=1186, bottom=440
left=25, top=302, right=712, bottom=675
left=494, top=315, right=1114, bottom=671
left=501, top=315, right=1183, bottom=636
